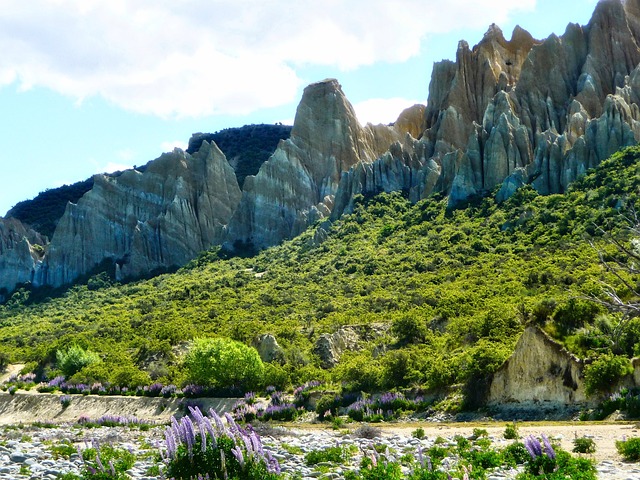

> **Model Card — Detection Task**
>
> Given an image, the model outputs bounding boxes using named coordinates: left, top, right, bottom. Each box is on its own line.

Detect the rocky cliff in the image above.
left=334, top=0, right=640, bottom=212
left=3, top=0, right=640, bottom=291
left=488, top=326, right=588, bottom=406
left=224, top=79, right=421, bottom=250
left=42, top=141, right=241, bottom=286
left=0, top=218, right=46, bottom=296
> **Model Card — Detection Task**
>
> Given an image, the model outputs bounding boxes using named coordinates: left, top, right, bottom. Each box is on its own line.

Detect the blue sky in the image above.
left=0, top=0, right=598, bottom=217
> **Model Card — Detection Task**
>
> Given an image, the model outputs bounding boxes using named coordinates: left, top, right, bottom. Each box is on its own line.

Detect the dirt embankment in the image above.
left=0, top=391, right=237, bottom=425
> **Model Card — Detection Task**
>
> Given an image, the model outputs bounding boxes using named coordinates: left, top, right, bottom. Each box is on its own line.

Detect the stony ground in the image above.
left=1, top=421, right=640, bottom=479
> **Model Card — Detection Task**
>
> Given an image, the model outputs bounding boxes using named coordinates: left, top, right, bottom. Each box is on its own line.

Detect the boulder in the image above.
left=254, top=334, right=284, bottom=363
left=314, top=327, right=360, bottom=368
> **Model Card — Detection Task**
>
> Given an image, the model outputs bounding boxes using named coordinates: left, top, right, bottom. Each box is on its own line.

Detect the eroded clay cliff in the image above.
left=0, top=218, right=46, bottom=296
left=3, top=0, right=640, bottom=290
left=488, top=326, right=588, bottom=406
left=334, top=0, right=640, bottom=212
left=224, top=79, right=421, bottom=250
left=43, top=141, right=241, bottom=286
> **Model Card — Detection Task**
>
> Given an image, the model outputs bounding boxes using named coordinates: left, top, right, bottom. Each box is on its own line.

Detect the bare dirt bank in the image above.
left=0, top=391, right=237, bottom=425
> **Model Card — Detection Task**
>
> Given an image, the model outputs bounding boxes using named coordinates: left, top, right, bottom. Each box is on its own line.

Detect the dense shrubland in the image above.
left=1, top=147, right=640, bottom=407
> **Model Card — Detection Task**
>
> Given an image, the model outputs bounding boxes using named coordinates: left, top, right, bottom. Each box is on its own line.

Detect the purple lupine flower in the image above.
left=242, top=434, right=253, bottom=458
left=250, top=431, right=263, bottom=456
left=182, top=416, right=196, bottom=459
left=266, top=450, right=281, bottom=474
left=48, top=376, right=66, bottom=387
left=541, top=434, right=556, bottom=460
left=165, top=428, right=177, bottom=460
left=171, top=416, right=182, bottom=442
left=231, top=446, right=245, bottom=469
left=95, top=452, right=105, bottom=472
left=209, top=409, right=225, bottom=431
left=203, top=416, right=217, bottom=449
left=524, top=435, right=543, bottom=459
left=109, top=460, right=116, bottom=476
left=417, top=445, right=424, bottom=468
left=224, top=412, right=238, bottom=433
left=194, top=420, right=206, bottom=453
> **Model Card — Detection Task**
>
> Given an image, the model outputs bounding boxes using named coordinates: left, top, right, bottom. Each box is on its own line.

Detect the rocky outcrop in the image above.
left=224, top=79, right=422, bottom=250
left=334, top=0, right=640, bottom=209
left=314, top=327, right=361, bottom=368
left=0, top=218, right=46, bottom=296
left=42, top=141, right=241, bottom=287
left=488, top=326, right=588, bottom=406
left=253, top=334, right=285, bottom=363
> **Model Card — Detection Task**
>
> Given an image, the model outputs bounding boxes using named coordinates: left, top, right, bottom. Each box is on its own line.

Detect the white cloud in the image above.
left=0, top=0, right=536, bottom=118
left=354, top=98, right=426, bottom=126
left=116, top=148, right=134, bottom=161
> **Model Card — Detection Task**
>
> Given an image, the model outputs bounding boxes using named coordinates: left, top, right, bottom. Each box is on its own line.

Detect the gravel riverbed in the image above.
left=1, top=422, right=640, bottom=479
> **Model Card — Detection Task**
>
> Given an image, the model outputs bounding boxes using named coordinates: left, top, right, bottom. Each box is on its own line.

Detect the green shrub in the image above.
left=183, top=337, right=264, bottom=392
left=504, top=422, right=519, bottom=440
left=573, top=436, right=596, bottom=454
left=80, top=443, right=136, bottom=480
left=584, top=354, right=633, bottom=396
left=262, top=362, right=290, bottom=391
left=553, top=299, right=603, bottom=336
left=412, top=427, right=425, bottom=439
left=56, top=345, right=101, bottom=378
left=315, top=394, right=340, bottom=420
left=391, top=316, right=427, bottom=346
left=502, top=442, right=529, bottom=466
left=50, top=440, right=76, bottom=459
left=616, top=437, right=640, bottom=461
left=305, top=446, right=348, bottom=465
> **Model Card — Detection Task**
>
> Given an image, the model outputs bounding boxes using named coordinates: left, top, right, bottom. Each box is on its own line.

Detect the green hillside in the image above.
left=1, top=146, right=639, bottom=405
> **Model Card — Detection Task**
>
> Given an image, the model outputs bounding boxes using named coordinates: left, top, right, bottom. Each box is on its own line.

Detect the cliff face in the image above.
left=488, top=327, right=588, bottom=406
left=42, top=141, right=241, bottom=287
left=224, top=79, right=421, bottom=250
left=2, top=0, right=640, bottom=291
left=0, top=218, right=46, bottom=295
left=335, top=0, right=640, bottom=212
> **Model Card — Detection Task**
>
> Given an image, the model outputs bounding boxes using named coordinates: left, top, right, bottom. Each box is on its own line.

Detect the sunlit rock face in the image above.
left=0, top=218, right=46, bottom=295
left=335, top=0, right=640, bottom=209
left=4, top=0, right=640, bottom=291
left=44, top=141, right=241, bottom=287
left=488, top=327, right=588, bottom=406
left=224, top=79, right=422, bottom=250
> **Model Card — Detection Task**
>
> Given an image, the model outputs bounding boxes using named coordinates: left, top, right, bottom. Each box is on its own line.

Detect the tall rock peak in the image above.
left=224, top=78, right=422, bottom=251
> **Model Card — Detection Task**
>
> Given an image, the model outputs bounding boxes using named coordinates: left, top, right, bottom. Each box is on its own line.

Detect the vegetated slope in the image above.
left=1, top=147, right=639, bottom=402
left=4, top=124, right=292, bottom=238
left=187, top=124, right=292, bottom=188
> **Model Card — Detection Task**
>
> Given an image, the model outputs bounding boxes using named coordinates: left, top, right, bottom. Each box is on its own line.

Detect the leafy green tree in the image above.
left=56, top=345, right=100, bottom=378
left=584, top=353, right=633, bottom=396
left=391, top=315, right=428, bottom=346
left=183, top=337, right=264, bottom=392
